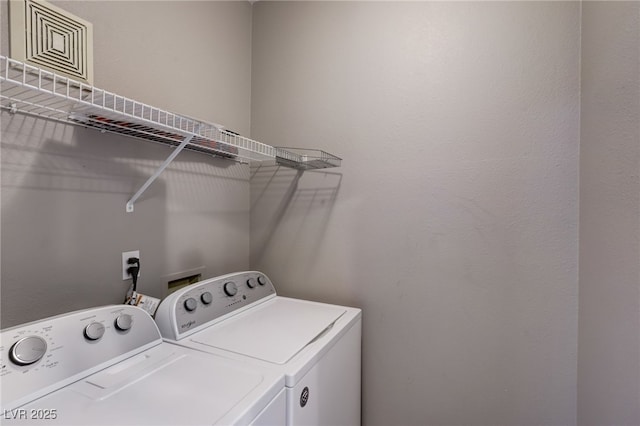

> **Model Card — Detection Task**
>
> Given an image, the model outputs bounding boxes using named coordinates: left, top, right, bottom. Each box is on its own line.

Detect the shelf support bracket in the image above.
left=126, top=130, right=197, bottom=212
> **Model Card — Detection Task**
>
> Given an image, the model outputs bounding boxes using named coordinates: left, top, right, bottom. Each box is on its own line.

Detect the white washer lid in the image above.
left=5, top=344, right=284, bottom=425
left=190, top=298, right=346, bottom=364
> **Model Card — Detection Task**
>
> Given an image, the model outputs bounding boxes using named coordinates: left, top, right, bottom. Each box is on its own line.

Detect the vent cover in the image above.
left=9, top=0, right=93, bottom=83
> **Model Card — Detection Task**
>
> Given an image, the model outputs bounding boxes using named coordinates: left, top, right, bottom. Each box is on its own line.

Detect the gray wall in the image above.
left=250, top=2, right=580, bottom=425
left=2, top=1, right=639, bottom=425
left=1, top=1, right=254, bottom=326
left=578, top=2, right=640, bottom=425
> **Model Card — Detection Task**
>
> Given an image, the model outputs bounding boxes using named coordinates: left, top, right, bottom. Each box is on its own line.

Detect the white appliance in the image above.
left=155, top=271, right=362, bottom=426
left=0, top=305, right=285, bottom=425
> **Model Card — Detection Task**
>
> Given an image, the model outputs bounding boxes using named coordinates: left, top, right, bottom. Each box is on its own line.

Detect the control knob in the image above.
left=257, top=276, right=267, bottom=286
left=115, top=314, right=133, bottom=331
left=9, top=336, right=47, bottom=366
left=184, top=297, right=198, bottom=312
left=223, top=282, right=238, bottom=297
left=246, top=278, right=257, bottom=289
left=84, top=322, right=106, bottom=341
left=201, top=292, right=213, bottom=305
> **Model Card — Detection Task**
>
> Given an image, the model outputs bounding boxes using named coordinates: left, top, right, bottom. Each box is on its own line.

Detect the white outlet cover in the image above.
left=122, top=250, right=140, bottom=280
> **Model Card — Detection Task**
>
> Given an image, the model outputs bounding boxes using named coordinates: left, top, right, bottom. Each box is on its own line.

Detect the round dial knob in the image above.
left=257, top=276, right=267, bottom=286
left=246, top=278, right=257, bottom=289
left=200, top=292, right=213, bottom=305
left=114, top=314, right=133, bottom=331
left=184, top=298, right=198, bottom=312
left=9, top=336, right=47, bottom=366
left=223, top=282, right=238, bottom=297
left=84, top=322, right=105, bottom=341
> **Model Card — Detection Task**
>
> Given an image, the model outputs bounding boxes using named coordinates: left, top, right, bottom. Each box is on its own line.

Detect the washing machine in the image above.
left=154, top=271, right=362, bottom=426
left=0, top=305, right=285, bottom=425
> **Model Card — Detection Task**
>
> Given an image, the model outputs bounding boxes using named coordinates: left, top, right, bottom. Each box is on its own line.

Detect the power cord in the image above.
left=127, top=257, right=140, bottom=291
left=124, top=257, right=140, bottom=304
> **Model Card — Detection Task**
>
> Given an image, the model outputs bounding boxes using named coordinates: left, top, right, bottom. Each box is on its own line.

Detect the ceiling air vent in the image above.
left=9, top=0, right=93, bottom=84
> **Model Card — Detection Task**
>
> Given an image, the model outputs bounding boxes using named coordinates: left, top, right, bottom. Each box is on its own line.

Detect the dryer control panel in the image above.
left=0, top=305, right=162, bottom=411
left=155, top=271, right=277, bottom=341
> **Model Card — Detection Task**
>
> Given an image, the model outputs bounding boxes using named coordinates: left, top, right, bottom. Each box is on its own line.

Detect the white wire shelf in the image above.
left=275, top=148, right=342, bottom=170
left=0, top=55, right=342, bottom=210
left=0, top=55, right=274, bottom=162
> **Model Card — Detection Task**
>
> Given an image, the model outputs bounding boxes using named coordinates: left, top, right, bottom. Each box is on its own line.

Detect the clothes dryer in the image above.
left=155, top=271, right=361, bottom=426
left=0, top=305, right=285, bottom=425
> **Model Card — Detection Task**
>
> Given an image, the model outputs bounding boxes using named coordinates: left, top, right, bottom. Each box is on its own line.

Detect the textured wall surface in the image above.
left=250, top=2, right=580, bottom=425
left=3, top=1, right=637, bottom=424
left=578, top=2, right=640, bottom=425
left=1, top=1, right=254, bottom=327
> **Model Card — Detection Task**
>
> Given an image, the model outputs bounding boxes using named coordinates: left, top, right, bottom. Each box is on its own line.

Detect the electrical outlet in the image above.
left=122, top=250, right=140, bottom=280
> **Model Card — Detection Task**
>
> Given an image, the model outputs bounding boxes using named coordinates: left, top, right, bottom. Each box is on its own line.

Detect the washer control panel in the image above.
left=155, top=271, right=277, bottom=340
left=0, top=305, right=161, bottom=410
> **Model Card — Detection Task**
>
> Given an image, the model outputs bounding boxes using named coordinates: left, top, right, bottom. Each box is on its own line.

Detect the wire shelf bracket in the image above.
left=126, top=130, right=198, bottom=213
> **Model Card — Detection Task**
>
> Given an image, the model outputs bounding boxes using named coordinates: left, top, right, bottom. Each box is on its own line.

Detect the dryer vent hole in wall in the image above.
left=168, top=274, right=202, bottom=295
